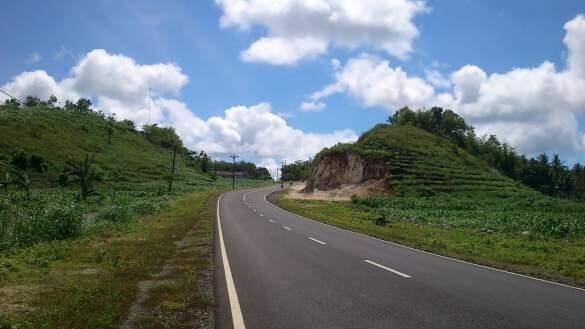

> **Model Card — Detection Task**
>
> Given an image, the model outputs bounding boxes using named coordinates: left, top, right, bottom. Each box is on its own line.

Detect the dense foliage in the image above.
left=388, top=107, right=585, bottom=200
left=281, top=160, right=312, bottom=181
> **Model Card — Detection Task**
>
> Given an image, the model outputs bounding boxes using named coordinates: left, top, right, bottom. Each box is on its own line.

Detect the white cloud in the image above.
left=26, top=52, right=41, bottom=64
left=1, top=49, right=356, bottom=169
left=308, top=15, right=585, bottom=156
left=71, top=49, right=188, bottom=107
left=311, top=54, right=437, bottom=110
left=215, top=0, right=429, bottom=65
left=192, top=103, right=357, bottom=160
left=0, top=70, right=79, bottom=103
left=425, top=68, right=450, bottom=89
left=451, top=65, right=487, bottom=104
left=299, top=101, right=326, bottom=112
left=564, top=14, right=585, bottom=78
left=241, top=37, right=327, bottom=65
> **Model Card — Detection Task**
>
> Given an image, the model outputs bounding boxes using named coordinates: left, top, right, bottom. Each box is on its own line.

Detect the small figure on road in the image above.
left=290, top=180, right=293, bottom=186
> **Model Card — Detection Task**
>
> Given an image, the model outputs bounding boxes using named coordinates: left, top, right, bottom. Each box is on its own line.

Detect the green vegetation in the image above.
left=318, top=124, right=532, bottom=198
left=212, top=160, right=272, bottom=179
left=276, top=194, right=585, bottom=288
left=281, top=160, right=312, bottom=181
left=388, top=106, right=585, bottom=199
left=0, top=99, right=271, bottom=251
left=0, top=188, right=224, bottom=328
left=0, top=102, right=209, bottom=187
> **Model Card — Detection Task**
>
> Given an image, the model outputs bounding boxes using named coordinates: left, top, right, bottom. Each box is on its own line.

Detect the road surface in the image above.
left=215, top=185, right=585, bottom=329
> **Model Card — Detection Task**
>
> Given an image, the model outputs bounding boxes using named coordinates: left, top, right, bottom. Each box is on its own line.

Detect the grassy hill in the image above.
left=346, top=124, right=537, bottom=198
left=0, top=106, right=209, bottom=187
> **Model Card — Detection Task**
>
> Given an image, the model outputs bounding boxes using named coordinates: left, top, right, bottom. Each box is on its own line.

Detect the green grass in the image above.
left=0, top=188, right=224, bottom=328
left=0, top=106, right=208, bottom=186
left=317, top=124, right=537, bottom=198
left=276, top=192, right=585, bottom=288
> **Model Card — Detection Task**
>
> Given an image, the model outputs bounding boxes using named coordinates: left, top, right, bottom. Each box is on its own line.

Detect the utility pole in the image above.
left=168, top=143, right=178, bottom=193
left=230, top=154, right=239, bottom=189
left=281, top=160, right=286, bottom=188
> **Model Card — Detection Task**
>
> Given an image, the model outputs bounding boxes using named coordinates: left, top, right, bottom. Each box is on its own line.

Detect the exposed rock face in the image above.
left=303, top=152, right=389, bottom=195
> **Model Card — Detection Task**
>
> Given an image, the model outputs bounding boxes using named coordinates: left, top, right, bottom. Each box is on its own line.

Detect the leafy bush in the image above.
left=0, top=192, right=83, bottom=249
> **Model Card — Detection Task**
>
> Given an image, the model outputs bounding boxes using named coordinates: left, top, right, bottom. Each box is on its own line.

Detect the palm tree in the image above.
left=63, top=154, right=102, bottom=200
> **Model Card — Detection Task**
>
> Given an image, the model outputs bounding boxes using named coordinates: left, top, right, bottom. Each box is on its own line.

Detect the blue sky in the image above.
left=1, top=0, right=585, bottom=168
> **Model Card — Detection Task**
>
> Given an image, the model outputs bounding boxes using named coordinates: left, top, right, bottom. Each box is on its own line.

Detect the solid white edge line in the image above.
left=217, top=194, right=247, bottom=329
left=309, top=237, right=327, bottom=245
left=365, top=259, right=411, bottom=278
left=261, top=190, right=585, bottom=293
left=283, top=226, right=293, bottom=231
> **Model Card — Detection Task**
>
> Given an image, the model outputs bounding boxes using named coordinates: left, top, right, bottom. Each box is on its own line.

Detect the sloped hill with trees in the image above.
left=0, top=99, right=212, bottom=189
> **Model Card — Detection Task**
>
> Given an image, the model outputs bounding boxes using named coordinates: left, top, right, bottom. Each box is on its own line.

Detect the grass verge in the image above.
left=0, top=189, right=222, bottom=328
left=274, top=191, right=585, bottom=288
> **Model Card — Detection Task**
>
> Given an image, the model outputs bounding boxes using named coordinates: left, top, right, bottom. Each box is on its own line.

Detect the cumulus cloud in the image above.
left=299, top=101, right=326, bottom=112
left=194, top=103, right=357, bottom=160
left=311, top=54, right=438, bottom=110
left=0, top=49, right=356, bottom=169
left=308, top=15, right=585, bottom=156
left=0, top=70, right=79, bottom=103
left=425, top=68, right=451, bottom=89
left=215, top=0, right=429, bottom=65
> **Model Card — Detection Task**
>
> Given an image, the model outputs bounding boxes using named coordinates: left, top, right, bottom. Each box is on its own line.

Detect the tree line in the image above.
left=281, top=160, right=312, bottom=182
left=212, top=160, right=271, bottom=179
left=388, top=106, right=585, bottom=200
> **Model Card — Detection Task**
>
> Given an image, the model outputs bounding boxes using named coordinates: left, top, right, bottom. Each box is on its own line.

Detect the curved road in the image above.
left=215, top=185, right=585, bottom=329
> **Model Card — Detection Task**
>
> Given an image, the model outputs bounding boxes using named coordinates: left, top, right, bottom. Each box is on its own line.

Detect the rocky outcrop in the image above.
left=303, top=152, right=390, bottom=195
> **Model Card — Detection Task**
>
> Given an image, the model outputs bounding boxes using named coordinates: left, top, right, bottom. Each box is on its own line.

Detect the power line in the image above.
left=0, top=89, right=23, bottom=104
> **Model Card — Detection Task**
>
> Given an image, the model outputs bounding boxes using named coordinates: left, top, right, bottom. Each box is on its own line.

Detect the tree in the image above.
left=75, top=98, right=92, bottom=112
left=199, top=151, right=211, bottom=173
left=10, top=151, right=47, bottom=173
left=3, top=99, right=21, bottom=109
left=24, top=96, right=41, bottom=107
left=48, top=95, right=58, bottom=107
left=143, top=124, right=182, bottom=149
left=389, top=107, right=416, bottom=126
left=62, top=154, right=102, bottom=200
left=119, top=119, right=136, bottom=132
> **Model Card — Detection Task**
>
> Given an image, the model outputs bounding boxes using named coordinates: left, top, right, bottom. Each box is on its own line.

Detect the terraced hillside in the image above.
left=311, top=124, right=538, bottom=198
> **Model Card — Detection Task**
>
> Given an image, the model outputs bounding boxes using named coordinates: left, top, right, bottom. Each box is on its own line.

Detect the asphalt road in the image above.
left=215, top=185, right=585, bottom=329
